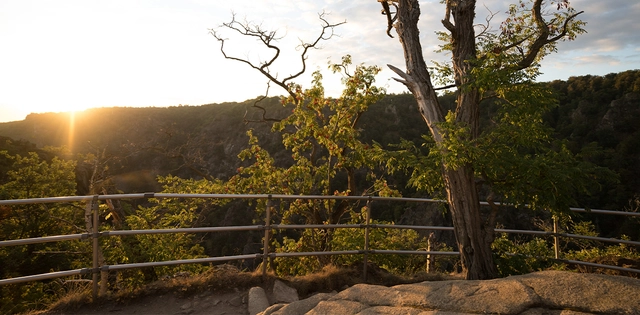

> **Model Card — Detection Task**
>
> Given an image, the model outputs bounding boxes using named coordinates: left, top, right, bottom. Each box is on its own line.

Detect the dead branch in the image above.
left=210, top=12, right=345, bottom=100
left=242, top=82, right=282, bottom=124
left=380, top=0, right=399, bottom=38
left=474, top=4, right=499, bottom=39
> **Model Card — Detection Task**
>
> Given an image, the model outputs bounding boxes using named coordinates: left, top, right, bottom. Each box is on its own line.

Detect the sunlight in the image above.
left=67, top=110, right=76, bottom=153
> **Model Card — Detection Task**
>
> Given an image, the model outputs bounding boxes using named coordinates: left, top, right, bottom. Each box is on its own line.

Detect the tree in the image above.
left=382, top=0, right=587, bottom=279
left=0, top=149, right=85, bottom=314
left=224, top=58, right=399, bottom=271
left=210, top=16, right=396, bottom=267
left=211, top=1, right=599, bottom=280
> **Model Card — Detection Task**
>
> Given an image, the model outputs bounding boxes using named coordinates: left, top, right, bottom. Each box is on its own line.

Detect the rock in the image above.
left=272, top=280, right=299, bottom=303
left=260, top=292, right=335, bottom=315
left=520, top=309, right=594, bottom=315
left=228, top=295, right=244, bottom=307
left=263, top=271, right=640, bottom=315
left=516, top=271, right=640, bottom=314
left=248, top=287, right=270, bottom=315
left=307, top=300, right=367, bottom=314
left=259, top=303, right=285, bottom=315
left=180, top=302, right=192, bottom=310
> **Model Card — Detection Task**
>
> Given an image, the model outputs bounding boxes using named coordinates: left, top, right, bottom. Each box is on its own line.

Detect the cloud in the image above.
left=574, top=54, right=621, bottom=66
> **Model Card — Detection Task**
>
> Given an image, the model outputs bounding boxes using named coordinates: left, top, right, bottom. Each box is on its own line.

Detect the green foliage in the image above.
left=98, top=176, right=225, bottom=288
left=273, top=207, right=457, bottom=276
left=492, top=217, right=640, bottom=277
left=492, top=234, right=554, bottom=277
left=373, top=137, right=444, bottom=196
left=0, top=149, right=87, bottom=314
left=331, top=210, right=428, bottom=275
left=106, top=203, right=208, bottom=289
left=560, top=220, right=640, bottom=262
left=379, top=80, right=616, bottom=214
left=213, top=56, right=420, bottom=274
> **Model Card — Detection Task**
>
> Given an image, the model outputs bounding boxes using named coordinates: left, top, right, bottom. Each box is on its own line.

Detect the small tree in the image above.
left=0, top=149, right=84, bottom=314
left=221, top=57, right=400, bottom=272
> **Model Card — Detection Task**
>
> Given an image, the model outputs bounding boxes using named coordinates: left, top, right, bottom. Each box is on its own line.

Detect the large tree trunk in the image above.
left=444, top=166, right=498, bottom=279
left=391, top=0, right=498, bottom=280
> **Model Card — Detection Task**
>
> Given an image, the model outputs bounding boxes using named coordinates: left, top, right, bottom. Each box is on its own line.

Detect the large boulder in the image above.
left=260, top=271, right=640, bottom=315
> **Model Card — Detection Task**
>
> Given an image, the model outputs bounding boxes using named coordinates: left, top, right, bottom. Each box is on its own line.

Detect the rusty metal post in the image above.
left=90, top=195, right=99, bottom=300
left=262, top=196, right=272, bottom=277
left=553, top=216, right=560, bottom=259
left=363, top=198, right=372, bottom=282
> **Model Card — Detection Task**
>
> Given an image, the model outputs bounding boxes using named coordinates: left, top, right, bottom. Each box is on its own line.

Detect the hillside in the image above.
left=2, top=71, right=640, bottom=315
left=0, top=94, right=430, bottom=194
left=1, top=71, right=639, bottom=225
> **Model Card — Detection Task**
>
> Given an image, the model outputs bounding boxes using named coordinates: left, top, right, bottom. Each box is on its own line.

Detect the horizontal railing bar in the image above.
left=103, top=226, right=263, bottom=236
left=153, top=194, right=444, bottom=203
left=0, top=194, right=151, bottom=205
left=0, top=233, right=88, bottom=247
left=2, top=193, right=640, bottom=289
left=103, top=254, right=261, bottom=271
left=2, top=194, right=638, bottom=218
left=0, top=193, right=447, bottom=206
left=0, top=269, right=90, bottom=286
left=373, top=224, right=455, bottom=231
left=271, top=224, right=361, bottom=230
left=495, top=229, right=552, bottom=236
left=271, top=250, right=362, bottom=258
left=370, top=250, right=460, bottom=255
left=560, top=233, right=640, bottom=246
left=558, top=259, right=640, bottom=274
left=477, top=201, right=640, bottom=217
left=568, top=208, right=640, bottom=217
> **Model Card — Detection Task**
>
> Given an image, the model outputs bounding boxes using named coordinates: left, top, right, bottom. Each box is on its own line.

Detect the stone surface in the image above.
left=248, top=287, right=270, bottom=315
left=260, top=293, right=336, bottom=315
left=261, top=271, right=640, bottom=315
left=55, top=270, right=640, bottom=315
left=272, top=279, right=299, bottom=303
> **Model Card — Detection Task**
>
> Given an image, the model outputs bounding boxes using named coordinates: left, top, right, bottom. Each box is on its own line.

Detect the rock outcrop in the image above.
left=254, top=271, right=640, bottom=315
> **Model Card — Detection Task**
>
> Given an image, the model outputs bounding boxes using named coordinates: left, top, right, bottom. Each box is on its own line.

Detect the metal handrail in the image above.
left=0, top=233, right=89, bottom=247
left=0, top=269, right=91, bottom=286
left=103, top=254, right=261, bottom=271
left=1, top=193, right=639, bottom=298
left=102, top=225, right=263, bottom=236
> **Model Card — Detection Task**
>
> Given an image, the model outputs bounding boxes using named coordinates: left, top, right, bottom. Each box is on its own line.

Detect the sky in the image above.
left=1, top=0, right=639, bottom=123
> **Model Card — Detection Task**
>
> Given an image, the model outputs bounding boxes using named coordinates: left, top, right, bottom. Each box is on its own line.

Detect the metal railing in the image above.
left=1, top=193, right=639, bottom=300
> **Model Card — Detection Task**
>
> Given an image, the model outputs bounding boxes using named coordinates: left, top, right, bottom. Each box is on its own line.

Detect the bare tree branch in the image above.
left=434, top=84, right=457, bottom=91
left=243, top=82, right=282, bottom=124
left=474, top=4, right=498, bottom=39
left=210, top=12, right=345, bottom=101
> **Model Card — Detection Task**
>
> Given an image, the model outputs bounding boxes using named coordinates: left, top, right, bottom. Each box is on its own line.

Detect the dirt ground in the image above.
left=47, top=289, right=250, bottom=315
left=40, top=263, right=451, bottom=315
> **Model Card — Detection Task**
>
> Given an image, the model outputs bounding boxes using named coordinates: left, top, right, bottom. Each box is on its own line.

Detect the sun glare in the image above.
left=67, top=110, right=76, bottom=153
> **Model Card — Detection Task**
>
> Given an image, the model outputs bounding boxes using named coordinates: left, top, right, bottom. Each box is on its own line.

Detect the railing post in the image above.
left=426, top=232, right=435, bottom=273
left=262, top=196, right=272, bottom=277
left=363, top=198, right=372, bottom=282
left=90, top=195, right=99, bottom=300
left=553, top=216, right=560, bottom=259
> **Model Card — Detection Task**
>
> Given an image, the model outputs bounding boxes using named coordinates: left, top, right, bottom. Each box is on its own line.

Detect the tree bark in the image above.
left=391, top=0, right=498, bottom=280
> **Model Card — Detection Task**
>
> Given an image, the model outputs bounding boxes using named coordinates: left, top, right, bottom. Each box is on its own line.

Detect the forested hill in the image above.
left=1, top=70, right=639, bottom=210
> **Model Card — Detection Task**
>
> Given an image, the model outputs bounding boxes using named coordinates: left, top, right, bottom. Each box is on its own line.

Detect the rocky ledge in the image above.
left=252, top=271, right=640, bottom=315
